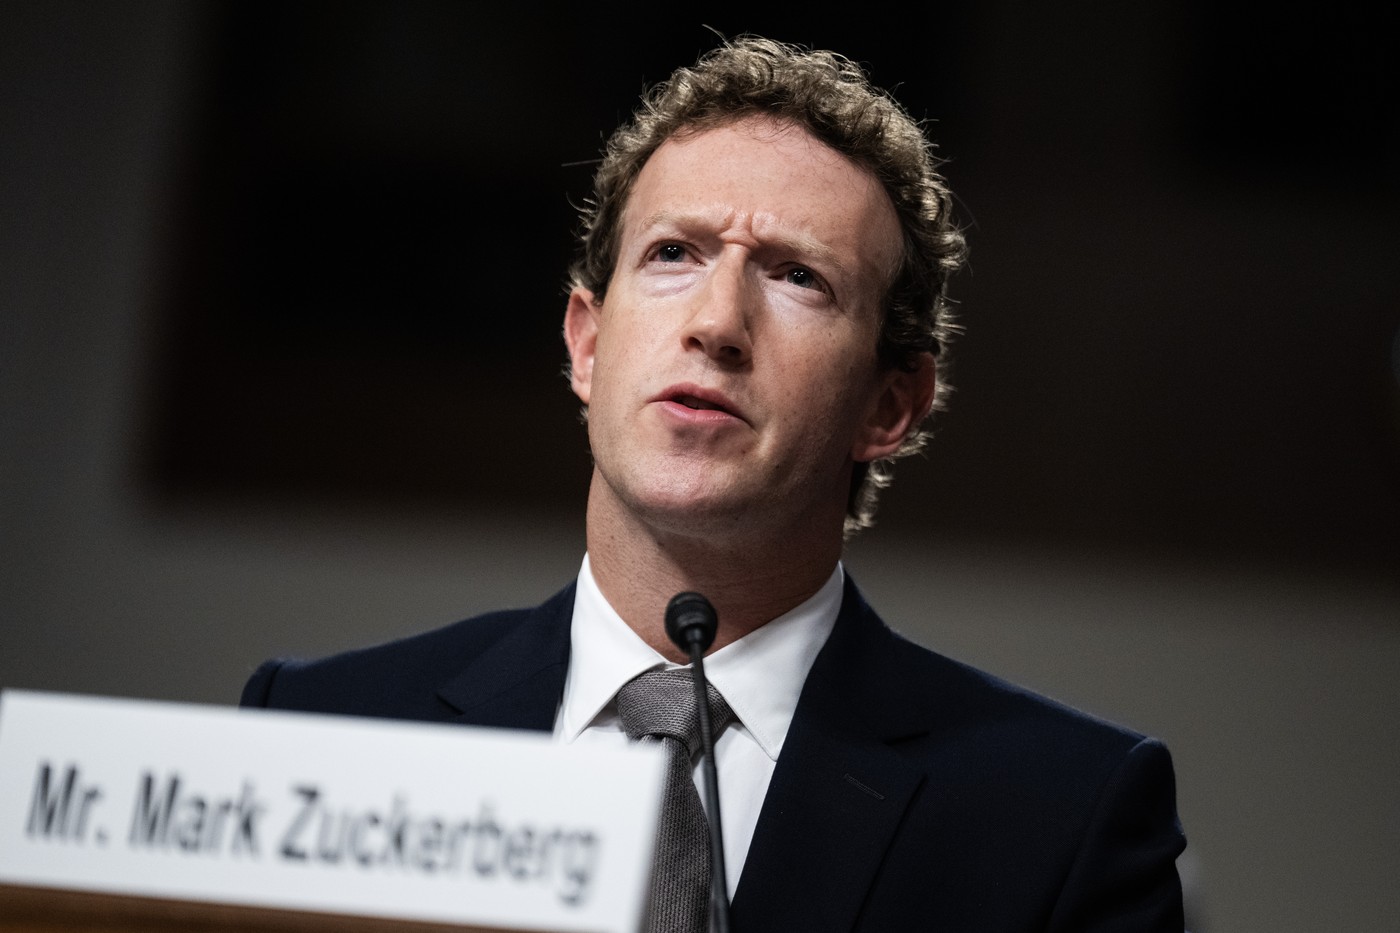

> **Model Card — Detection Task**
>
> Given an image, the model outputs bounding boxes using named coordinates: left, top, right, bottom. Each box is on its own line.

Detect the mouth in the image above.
left=674, top=394, right=726, bottom=412
left=654, top=384, right=746, bottom=423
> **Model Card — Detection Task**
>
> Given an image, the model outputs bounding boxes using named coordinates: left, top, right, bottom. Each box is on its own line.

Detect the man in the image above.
left=243, top=37, right=1186, bottom=931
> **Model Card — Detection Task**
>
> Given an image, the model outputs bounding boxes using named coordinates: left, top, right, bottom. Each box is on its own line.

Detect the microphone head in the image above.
left=665, top=591, right=718, bottom=654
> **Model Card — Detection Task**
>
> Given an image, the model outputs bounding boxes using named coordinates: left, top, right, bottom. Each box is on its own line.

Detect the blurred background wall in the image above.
left=2, top=3, right=1397, bottom=931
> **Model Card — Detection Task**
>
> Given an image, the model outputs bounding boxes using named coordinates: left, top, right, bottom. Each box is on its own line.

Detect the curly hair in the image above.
left=568, top=36, right=966, bottom=536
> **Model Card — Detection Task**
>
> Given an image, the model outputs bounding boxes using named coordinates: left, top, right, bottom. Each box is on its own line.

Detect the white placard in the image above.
left=0, top=690, right=664, bottom=932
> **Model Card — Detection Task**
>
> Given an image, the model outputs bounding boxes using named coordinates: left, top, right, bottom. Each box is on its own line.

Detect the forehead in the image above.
left=623, top=118, right=902, bottom=290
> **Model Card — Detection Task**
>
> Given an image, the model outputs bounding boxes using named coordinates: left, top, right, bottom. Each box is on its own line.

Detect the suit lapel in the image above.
left=434, top=584, right=574, bottom=732
left=731, top=577, right=928, bottom=931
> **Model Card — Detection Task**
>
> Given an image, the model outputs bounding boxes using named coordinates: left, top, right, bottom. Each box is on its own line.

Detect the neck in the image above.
left=583, top=472, right=845, bottom=663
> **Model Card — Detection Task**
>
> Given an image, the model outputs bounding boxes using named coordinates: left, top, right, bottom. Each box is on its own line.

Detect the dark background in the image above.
left=140, top=2, right=1399, bottom=580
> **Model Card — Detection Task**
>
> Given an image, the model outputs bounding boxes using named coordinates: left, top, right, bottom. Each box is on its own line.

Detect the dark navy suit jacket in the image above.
left=241, top=576, right=1185, bottom=931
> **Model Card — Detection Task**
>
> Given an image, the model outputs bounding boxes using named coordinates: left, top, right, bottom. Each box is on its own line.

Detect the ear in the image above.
left=564, top=286, right=602, bottom=404
left=851, top=352, right=937, bottom=463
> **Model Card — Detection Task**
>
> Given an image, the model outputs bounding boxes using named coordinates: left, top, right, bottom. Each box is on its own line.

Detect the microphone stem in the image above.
left=689, top=643, right=731, bottom=933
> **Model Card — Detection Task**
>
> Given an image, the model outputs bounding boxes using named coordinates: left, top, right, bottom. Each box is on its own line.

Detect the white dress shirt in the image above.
left=553, top=554, right=842, bottom=899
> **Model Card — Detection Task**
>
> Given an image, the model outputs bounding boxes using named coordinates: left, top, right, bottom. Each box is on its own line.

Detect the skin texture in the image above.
left=564, top=117, right=936, bottom=660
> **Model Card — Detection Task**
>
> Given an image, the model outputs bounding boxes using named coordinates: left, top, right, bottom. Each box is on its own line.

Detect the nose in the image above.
left=681, top=251, right=754, bottom=366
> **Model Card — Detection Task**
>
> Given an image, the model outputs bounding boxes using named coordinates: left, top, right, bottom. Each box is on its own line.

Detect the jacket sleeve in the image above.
left=238, top=658, right=286, bottom=708
left=1047, top=736, right=1187, bottom=932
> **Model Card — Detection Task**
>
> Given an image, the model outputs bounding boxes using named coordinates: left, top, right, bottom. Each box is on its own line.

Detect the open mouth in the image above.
left=657, top=385, right=744, bottom=423
left=675, top=394, right=725, bottom=412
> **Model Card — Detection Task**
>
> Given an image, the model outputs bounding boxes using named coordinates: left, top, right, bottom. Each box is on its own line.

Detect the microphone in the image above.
left=666, top=591, right=719, bottom=655
left=665, top=591, right=731, bottom=933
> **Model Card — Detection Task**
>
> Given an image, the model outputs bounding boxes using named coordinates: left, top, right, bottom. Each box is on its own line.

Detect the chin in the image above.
left=628, top=485, right=764, bottom=537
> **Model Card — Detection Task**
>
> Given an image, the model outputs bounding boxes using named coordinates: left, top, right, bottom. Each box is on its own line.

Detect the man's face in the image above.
left=565, top=117, right=931, bottom=542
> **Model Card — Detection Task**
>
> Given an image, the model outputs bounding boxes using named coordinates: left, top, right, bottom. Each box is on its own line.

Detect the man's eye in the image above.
left=786, top=267, right=821, bottom=290
left=656, top=244, right=687, bottom=262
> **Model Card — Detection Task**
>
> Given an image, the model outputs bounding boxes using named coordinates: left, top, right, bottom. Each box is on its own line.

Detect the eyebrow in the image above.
left=636, top=208, right=858, bottom=284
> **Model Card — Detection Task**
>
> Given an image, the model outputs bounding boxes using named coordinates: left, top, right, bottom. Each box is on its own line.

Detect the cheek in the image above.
left=781, top=328, right=877, bottom=399
left=798, top=356, right=883, bottom=451
left=589, top=314, right=660, bottom=408
left=597, top=297, right=666, bottom=355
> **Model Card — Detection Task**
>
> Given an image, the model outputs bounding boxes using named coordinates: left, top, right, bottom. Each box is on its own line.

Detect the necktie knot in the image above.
left=616, top=668, right=734, bottom=757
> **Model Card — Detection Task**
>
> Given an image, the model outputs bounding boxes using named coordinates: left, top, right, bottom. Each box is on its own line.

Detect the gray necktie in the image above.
left=616, top=668, right=735, bottom=933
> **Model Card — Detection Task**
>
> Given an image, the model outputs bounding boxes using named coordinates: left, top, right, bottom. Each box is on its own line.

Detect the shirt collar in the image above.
left=554, top=554, right=670, bottom=743
left=555, top=553, right=843, bottom=761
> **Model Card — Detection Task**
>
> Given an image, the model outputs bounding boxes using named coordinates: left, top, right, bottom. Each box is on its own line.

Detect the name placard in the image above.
left=0, top=690, right=664, bottom=932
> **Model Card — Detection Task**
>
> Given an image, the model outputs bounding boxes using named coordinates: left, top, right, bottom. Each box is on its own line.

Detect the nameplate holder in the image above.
left=0, top=690, right=664, bottom=932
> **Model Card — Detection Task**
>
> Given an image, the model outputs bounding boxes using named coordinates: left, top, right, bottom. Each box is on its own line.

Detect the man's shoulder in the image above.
left=239, top=583, right=575, bottom=720
left=900, top=623, right=1144, bottom=741
left=774, top=587, right=1185, bottom=933
left=836, top=585, right=1159, bottom=777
